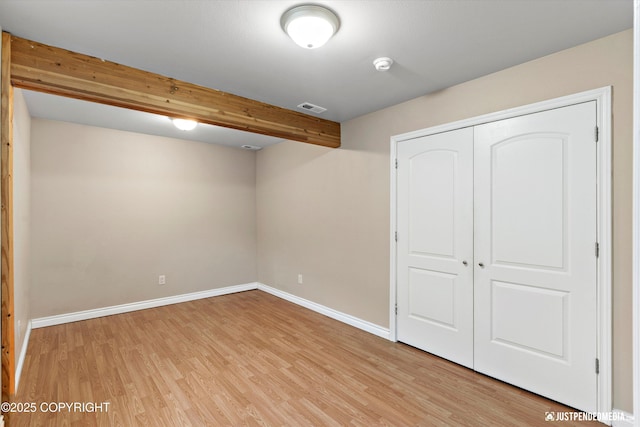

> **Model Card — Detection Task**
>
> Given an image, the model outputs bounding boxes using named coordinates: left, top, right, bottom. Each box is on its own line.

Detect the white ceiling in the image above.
left=0, top=0, right=633, bottom=148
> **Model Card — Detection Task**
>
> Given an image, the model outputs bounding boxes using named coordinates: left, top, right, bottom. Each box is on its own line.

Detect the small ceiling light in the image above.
left=373, top=57, right=394, bottom=71
left=172, top=118, right=198, bottom=131
left=281, top=5, right=340, bottom=49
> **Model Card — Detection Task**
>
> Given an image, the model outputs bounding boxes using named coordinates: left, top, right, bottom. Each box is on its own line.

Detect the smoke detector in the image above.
left=373, top=57, right=394, bottom=71
left=241, top=145, right=262, bottom=150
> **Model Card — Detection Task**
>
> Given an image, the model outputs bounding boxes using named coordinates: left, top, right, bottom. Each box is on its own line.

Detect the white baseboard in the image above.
left=31, top=282, right=259, bottom=328
left=257, top=283, right=391, bottom=339
left=15, top=319, right=32, bottom=392
left=610, top=409, right=634, bottom=427
left=29, top=282, right=390, bottom=342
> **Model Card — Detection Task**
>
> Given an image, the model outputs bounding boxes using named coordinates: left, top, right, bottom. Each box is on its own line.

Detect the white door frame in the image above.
left=390, top=87, right=612, bottom=416
left=632, top=1, right=639, bottom=425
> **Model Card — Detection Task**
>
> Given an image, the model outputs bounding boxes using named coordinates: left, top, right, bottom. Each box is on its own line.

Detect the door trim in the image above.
left=389, top=87, right=612, bottom=417
left=633, top=2, right=640, bottom=425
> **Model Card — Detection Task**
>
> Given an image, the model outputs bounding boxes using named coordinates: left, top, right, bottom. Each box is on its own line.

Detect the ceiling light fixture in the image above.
left=373, top=57, right=394, bottom=71
left=281, top=5, right=340, bottom=49
left=172, top=118, right=198, bottom=131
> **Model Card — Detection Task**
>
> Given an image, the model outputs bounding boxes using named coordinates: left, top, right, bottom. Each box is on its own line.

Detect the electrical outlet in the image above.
left=158, top=275, right=166, bottom=285
left=297, top=274, right=303, bottom=285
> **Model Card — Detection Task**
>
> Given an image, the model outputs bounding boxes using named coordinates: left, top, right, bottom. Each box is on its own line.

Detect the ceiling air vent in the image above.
left=297, top=102, right=327, bottom=114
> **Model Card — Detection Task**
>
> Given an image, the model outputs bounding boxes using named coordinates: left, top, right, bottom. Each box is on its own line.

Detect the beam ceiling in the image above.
left=8, top=35, right=341, bottom=148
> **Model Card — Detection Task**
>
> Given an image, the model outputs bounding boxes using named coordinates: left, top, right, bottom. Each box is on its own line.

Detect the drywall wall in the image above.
left=256, top=29, right=633, bottom=411
left=13, top=88, right=30, bottom=376
left=30, top=119, right=257, bottom=317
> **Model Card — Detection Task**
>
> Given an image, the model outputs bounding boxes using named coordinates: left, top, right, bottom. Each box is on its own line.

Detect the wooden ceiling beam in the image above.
left=8, top=34, right=341, bottom=148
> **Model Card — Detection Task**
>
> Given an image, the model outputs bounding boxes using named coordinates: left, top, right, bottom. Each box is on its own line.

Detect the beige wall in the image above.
left=30, top=119, right=257, bottom=318
left=13, top=88, right=31, bottom=378
left=256, top=30, right=633, bottom=411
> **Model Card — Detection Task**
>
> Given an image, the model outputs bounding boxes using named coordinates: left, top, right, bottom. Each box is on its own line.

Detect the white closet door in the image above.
left=397, top=128, right=474, bottom=368
left=473, top=102, right=597, bottom=412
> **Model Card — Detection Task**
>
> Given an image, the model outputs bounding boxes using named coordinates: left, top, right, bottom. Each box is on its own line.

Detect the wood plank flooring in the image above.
left=12, top=290, right=600, bottom=426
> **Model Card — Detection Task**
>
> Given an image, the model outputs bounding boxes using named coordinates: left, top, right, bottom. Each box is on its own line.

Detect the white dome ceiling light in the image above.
left=281, top=5, right=340, bottom=49
left=373, top=57, right=394, bottom=71
left=172, top=118, right=198, bottom=131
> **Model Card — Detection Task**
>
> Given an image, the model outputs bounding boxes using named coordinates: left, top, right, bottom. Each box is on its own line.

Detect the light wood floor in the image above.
left=12, top=290, right=599, bottom=426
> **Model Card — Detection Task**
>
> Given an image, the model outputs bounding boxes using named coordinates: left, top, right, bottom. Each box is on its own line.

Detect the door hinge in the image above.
left=395, top=303, right=398, bottom=315
left=395, top=159, right=398, bottom=169
left=595, top=358, right=600, bottom=374
left=595, top=242, right=600, bottom=258
left=395, top=231, right=398, bottom=242
left=595, top=126, right=599, bottom=143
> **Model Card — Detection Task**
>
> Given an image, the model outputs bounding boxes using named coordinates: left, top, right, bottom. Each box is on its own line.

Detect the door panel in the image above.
left=491, top=135, right=566, bottom=269
left=407, top=150, right=457, bottom=258
left=397, top=127, right=474, bottom=368
left=473, top=102, right=597, bottom=412
left=490, top=280, right=567, bottom=359
left=408, top=268, right=457, bottom=328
